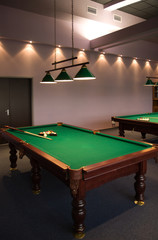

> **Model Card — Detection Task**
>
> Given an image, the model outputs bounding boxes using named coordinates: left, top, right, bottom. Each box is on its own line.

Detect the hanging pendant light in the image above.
left=40, top=72, right=57, bottom=84
left=73, top=64, right=96, bottom=80
left=144, top=77, right=154, bottom=86
left=55, top=68, right=73, bottom=82
left=41, top=0, right=96, bottom=83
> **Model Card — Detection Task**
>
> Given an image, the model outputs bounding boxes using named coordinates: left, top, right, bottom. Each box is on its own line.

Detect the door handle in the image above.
left=5, top=109, right=10, bottom=116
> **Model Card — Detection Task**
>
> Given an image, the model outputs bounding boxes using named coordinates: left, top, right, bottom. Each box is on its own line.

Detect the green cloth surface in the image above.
left=7, top=124, right=152, bottom=170
left=117, top=112, right=158, bottom=123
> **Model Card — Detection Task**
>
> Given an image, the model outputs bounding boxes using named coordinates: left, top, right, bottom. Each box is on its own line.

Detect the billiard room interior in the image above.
left=0, top=0, right=158, bottom=239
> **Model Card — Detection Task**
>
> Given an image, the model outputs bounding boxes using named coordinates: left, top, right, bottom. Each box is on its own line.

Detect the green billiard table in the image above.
left=1, top=123, right=158, bottom=238
left=112, top=112, right=158, bottom=139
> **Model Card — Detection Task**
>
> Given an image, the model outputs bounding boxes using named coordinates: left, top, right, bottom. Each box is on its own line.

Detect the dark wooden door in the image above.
left=0, top=78, right=32, bottom=143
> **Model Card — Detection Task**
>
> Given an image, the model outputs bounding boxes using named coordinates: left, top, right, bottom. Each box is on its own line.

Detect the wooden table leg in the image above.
left=9, top=143, right=17, bottom=171
left=141, top=132, right=146, bottom=140
left=119, top=124, right=125, bottom=137
left=30, top=158, right=41, bottom=195
left=134, top=161, right=146, bottom=206
left=70, top=179, right=86, bottom=239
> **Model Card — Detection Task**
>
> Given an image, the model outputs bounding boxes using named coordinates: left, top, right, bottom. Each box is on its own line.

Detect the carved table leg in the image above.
left=119, top=124, right=125, bottom=137
left=9, top=143, right=17, bottom=171
left=134, top=172, right=146, bottom=206
left=141, top=132, right=146, bottom=140
left=72, top=198, right=86, bottom=239
left=70, top=179, right=86, bottom=239
left=154, top=152, right=158, bottom=163
left=30, top=158, right=41, bottom=195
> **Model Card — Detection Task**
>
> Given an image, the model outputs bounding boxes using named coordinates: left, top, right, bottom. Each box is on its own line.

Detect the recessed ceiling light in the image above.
left=104, top=0, right=141, bottom=11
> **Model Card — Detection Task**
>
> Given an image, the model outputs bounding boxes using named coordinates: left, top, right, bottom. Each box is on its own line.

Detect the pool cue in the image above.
left=5, top=126, right=53, bottom=140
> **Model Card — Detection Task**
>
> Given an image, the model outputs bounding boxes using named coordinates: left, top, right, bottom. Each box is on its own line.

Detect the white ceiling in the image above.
left=0, top=0, right=158, bottom=19
left=0, top=0, right=158, bottom=50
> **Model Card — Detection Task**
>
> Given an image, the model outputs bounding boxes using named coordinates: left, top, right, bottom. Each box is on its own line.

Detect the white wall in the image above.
left=106, top=40, right=158, bottom=62
left=0, top=39, right=157, bottom=129
left=0, top=4, right=158, bottom=130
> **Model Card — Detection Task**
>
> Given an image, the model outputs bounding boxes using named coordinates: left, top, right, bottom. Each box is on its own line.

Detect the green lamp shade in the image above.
left=144, top=78, right=154, bottom=86
left=40, top=72, right=57, bottom=84
left=73, top=64, right=96, bottom=80
left=55, top=68, right=73, bottom=82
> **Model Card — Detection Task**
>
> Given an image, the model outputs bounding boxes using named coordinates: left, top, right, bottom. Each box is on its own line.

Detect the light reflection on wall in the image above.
left=96, top=53, right=107, bottom=64
left=12, top=43, right=42, bottom=76
left=94, top=53, right=109, bottom=76
left=130, top=58, right=140, bottom=69
left=145, top=60, right=150, bottom=67
left=17, top=43, right=39, bottom=58
left=77, top=18, right=120, bottom=40
left=117, top=56, right=123, bottom=63
left=144, top=60, right=152, bottom=74
left=25, top=43, right=35, bottom=53
left=0, top=41, right=8, bottom=54
left=77, top=50, right=88, bottom=62
left=0, top=41, right=14, bottom=75
left=132, top=58, right=137, bottom=64
left=113, top=55, right=127, bottom=85
left=129, top=58, right=141, bottom=88
left=54, top=47, right=66, bottom=62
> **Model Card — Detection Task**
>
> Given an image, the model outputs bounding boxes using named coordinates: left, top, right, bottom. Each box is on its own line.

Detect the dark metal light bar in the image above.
left=46, top=61, right=89, bottom=73
left=52, top=57, right=78, bottom=65
left=146, top=76, right=158, bottom=79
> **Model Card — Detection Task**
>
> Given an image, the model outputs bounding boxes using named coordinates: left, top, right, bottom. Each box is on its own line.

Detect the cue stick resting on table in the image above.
left=4, top=126, right=53, bottom=140
left=146, top=117, right=158, bottom=119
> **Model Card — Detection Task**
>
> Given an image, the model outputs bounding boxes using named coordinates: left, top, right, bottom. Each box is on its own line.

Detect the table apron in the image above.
left=119, top=122, right=158, bottom=135
left=84, top=161, right=146, bottom=191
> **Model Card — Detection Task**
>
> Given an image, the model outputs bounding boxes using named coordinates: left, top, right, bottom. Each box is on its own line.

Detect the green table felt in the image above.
left=7, top=124, right=152, bottom=170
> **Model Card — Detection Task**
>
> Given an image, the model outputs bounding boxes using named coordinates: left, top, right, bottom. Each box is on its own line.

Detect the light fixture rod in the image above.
left=54, top=0, right=56, bottom=68
left=72, top=0, right=74, bottom=65
left=52, top=57, right=77, bottom=65
left=46, top=61, right=89, bottom=73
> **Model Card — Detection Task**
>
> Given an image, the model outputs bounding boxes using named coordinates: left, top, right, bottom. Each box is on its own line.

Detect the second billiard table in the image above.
left=0, top=123, right=158, bottom=238
left=112, top=112, right=158, bottom=139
